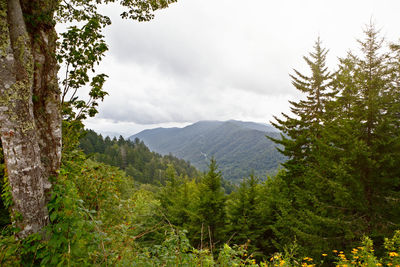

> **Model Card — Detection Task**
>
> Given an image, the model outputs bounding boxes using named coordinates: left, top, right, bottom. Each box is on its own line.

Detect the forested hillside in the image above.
left=79, top=130, right=236, bottom=193
left=130, top=120, right=285, bottom=182
left=79, top=130, right=199, bottom=185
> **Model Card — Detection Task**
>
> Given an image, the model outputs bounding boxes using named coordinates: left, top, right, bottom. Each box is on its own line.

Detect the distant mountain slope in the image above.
left=129, top=120, right=285, bottom=182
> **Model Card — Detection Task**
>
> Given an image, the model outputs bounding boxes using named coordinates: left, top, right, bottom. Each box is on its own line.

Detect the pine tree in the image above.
left=323, top=24, right=400, bottom=247
left=268, top=38, right=335, bottom=255
left=195, top=157, right=226, bottom=250
left=226, top=174, right=263, bottom=254
left=271, top=24, right=400, bottom=258
left=159, top=164, right=183, bottom=225
left=270, top=37, right=334, bottom=179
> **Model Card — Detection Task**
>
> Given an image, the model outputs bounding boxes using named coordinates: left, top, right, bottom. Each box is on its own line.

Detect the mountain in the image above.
left=129, top=120, right=285, bottom=182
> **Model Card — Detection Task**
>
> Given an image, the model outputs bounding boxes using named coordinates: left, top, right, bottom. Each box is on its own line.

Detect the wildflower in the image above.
left=333, top=250, right=338, bottom=253
left=387, top=263, right=393, bottom=266
left=322, top=254, right=327, bottom=257
left=376, top=264, right=382, bottom=266
left=389, top=252, right=399, bottom=257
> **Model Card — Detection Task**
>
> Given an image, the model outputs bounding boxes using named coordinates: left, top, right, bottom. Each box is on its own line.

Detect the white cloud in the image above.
left=69, top=0, right=400, bottom=135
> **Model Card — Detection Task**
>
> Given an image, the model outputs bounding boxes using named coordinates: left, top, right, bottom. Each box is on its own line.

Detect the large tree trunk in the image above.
left=0, top=0, right=61, bottom=238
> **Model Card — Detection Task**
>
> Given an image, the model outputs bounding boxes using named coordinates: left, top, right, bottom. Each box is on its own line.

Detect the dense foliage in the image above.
left=269, top=25, right=400, bottom=259
left=1, top=15, right=400, bottom=265
left=2, top=140, right=400, bottom=266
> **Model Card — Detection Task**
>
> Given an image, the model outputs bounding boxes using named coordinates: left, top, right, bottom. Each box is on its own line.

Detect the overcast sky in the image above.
left=79, top=0, right=400, bottom=137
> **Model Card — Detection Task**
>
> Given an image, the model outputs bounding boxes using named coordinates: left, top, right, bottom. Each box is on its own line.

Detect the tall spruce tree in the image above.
left=324, top=24, right=400, bottom=249
left=159, top=164, right=192, bottom=227
left=195, top=157, right=226, bottom=250
left=270, top=37, right=334, bottom=178
left=269, top=38, right=335, bottom=255
left=270, top=25, right=400, bottom=258
left=226, top=174, right=261, bottom=253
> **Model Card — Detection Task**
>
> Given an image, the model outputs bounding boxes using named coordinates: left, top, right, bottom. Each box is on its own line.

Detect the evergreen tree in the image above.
left=269, top=25, right=400, bottom=259
left=321, top=24, right=400, bottom=249
left=270, top=37, right=334, bottom=178
left=159, top=167, right=195, bottom=230
left=257, top=172, right=292, bottom=257
left=159, top=164, right=179, bottom=220
left=268, top=38, right=335, bottom=255
left=226, top=174, right=262, bottom=254
left=195, top=157, right=226, bottom=250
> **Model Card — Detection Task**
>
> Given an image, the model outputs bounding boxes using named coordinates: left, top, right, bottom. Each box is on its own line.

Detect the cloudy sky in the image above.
left=79, top=0, right=400, bottom=137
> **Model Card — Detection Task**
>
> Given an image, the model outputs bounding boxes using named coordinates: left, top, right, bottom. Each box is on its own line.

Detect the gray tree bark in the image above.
left=0, top=0, right=61, bottom=238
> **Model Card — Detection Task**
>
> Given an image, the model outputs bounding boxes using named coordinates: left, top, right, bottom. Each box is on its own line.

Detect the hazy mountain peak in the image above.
left=129, top=120, right=284, bottom=182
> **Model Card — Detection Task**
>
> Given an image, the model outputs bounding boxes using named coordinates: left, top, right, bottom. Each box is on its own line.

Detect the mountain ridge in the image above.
left=129, top=120, right=285, bottom=182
